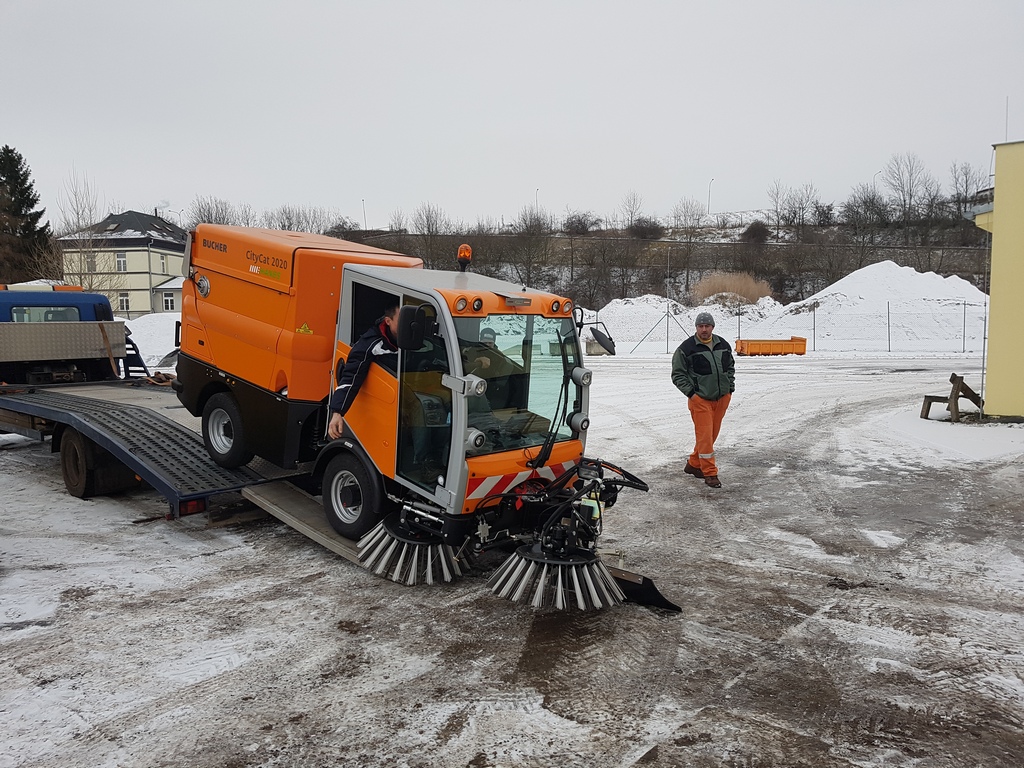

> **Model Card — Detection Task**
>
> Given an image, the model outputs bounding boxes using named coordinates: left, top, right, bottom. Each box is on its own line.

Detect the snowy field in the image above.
left=3, top=262, right=1024, bottom=766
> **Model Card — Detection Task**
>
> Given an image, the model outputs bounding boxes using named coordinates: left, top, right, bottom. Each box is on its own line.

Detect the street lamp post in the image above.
left=535, top=188, right=539, bottom=211
left=872, top=169, right=882, bottom=191
left=362, top=199, right=367, bottom=230
left=707, top=178, right=715, bottom=218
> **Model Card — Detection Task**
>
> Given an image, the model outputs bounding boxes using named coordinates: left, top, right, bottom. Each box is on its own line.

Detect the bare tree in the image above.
left=55, top=171, right=126, bottom=298
left=389, top=209, right=407, bottom=233
left=669, top=197, right=705, bottom=232
left=787, top=182, right=819, bottom=241
left=186, top=196, right=238, bottom=228
left=840, top=183, right=887, bottom=268
left=669, top=197, right=706, bottom=295
left=619, top=191, right=644, bottom=230
left=411, top=202, right=456, bottom=269
left=948, top=161, right=988, bottom=219
left=503, top=205, right=554, bottom=287
left=882, top=152, right=937, bottom=245
left=765, top=179, right=790, bottom=238
left=561, top=208, right=600, bottom=283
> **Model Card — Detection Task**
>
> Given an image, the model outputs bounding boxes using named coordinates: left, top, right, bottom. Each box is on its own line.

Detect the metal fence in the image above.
left=620, top=299, right=988, bottom=355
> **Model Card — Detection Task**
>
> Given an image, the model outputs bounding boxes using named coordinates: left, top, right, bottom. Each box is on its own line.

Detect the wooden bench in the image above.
left=920, top=373, right=983, bottom=422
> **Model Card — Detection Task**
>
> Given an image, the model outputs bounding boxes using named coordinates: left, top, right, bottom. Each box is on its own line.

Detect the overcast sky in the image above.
left=4, top=0, right=1022, bottom=231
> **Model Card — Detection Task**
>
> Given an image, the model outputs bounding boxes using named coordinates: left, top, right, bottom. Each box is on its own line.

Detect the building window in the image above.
left=163, top=292, right=175, bottom=311
left=116, top=252, right=127, bottom=272
left=86, top=254, right=97, bottom=272
left=159, top=254, right=167, bottom=273
left=118, top=293, right=130, bottom=312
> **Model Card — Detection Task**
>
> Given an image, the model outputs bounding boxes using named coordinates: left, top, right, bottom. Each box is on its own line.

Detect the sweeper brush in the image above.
left=487, top=544, right=626, bottom=610
left=358, top=514, right=464, bottom=586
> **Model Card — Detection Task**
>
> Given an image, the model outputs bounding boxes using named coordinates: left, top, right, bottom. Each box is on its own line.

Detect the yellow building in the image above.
left=58, top=211, right=187, bottom=319
left=974, top=140, right=1024, bottom=418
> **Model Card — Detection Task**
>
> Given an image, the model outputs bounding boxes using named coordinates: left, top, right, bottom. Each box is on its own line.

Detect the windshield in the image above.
left=454, top=314, right=581, bottom=456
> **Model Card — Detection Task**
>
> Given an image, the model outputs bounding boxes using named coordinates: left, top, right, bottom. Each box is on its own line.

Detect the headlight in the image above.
left=464, top=374, right=487, bottom=396
left=455, top=297, right=468, bottom=312
left=550, top=300, right=561, bottom=313
left=571, top=366, right=593, bottom=386
left=563, top=301, right=572, bottom=314
left=567, top=412, right=590, bottom=432
left=472, top=297, right=483, bottom=311
left=465, top=429, right=486, bottom=452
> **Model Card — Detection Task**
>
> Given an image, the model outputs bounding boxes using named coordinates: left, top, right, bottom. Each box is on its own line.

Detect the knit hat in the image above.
left=695, top=312, right=715, bottom=327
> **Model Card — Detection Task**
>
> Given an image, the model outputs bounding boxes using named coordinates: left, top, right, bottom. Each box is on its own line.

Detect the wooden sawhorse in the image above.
left=920, top=373, right=983, bottom=422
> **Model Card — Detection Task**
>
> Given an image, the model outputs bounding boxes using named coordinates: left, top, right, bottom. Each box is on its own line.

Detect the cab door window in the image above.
left=396, top=304, right=452, bottom=491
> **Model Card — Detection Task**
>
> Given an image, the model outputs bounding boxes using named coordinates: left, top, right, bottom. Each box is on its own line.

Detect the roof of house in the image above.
left=152, top=276, right=185, bottom=290
left=59, top=210, right=187, bottom=250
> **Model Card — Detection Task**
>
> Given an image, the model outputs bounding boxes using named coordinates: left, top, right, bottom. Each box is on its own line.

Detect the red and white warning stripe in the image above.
left=466, top=459, right=577, bottom=500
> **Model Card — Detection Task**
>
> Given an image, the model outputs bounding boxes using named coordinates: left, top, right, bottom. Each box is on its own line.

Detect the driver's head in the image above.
left=382, top=302, right=400, bottom=335
left=480, top=327, right=496, bottom=347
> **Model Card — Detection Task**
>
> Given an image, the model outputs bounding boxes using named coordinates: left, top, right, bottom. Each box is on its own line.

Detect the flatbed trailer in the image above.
left=0, top=381, right=271, bottom=517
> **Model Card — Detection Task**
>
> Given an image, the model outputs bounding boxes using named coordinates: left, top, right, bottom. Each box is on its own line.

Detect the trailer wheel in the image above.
left=322, top=453, right=384, bottom=539
left=60, top=427, right=96, bottom=497
left=202, top=393, right=254, bottom=468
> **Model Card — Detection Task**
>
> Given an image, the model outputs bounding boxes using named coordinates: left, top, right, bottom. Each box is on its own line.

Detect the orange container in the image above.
left=735, top=336, right=807, bottom=356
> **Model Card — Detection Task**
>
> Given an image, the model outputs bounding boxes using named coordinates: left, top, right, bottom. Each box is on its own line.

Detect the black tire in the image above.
left=60, top=428, right=96, bottom=498
left=202, top=392, right=254, bottom=469
left=322, top=452, right=385, bottom=540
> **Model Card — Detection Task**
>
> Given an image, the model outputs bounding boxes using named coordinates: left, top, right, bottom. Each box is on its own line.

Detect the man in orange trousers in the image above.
left=671, top=312, right=735, bottom=488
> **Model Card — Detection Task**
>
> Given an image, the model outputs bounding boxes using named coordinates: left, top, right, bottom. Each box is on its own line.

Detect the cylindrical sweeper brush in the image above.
left=486, top=543, right=626, bottom=610
left=358, top=513, right=464, bottom=586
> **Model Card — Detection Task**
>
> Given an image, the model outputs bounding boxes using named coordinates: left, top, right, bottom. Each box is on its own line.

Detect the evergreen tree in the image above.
left=0, top=145, right=52, bottom=283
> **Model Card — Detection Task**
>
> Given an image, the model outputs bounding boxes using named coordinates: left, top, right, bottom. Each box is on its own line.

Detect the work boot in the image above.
left=683, top=462, right=704, bottom=479
left=704, top=475, right=722, bottom=488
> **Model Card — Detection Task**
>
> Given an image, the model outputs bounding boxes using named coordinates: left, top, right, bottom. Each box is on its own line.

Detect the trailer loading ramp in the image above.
left=0, top=389, right=265, bottom=516
left=241, top=480, right=361, bottom=565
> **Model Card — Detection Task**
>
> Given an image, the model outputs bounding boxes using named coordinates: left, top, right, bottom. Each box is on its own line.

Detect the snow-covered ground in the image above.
left=3, top=262, right=1024, bottom=766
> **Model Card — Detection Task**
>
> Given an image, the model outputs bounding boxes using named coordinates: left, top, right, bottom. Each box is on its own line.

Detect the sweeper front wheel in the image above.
left=322, top=452, right=386, bottom=539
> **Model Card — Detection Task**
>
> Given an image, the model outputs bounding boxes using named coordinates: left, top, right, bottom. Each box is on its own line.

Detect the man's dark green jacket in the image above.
left=671, top=334, right=735, bottom=401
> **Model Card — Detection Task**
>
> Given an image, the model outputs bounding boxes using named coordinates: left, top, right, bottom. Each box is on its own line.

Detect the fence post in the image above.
left=887, top=301, right=891, bottom=353
left=962, top=300, right=967, bottom=354
left=812, top=305, right=816, bottom=351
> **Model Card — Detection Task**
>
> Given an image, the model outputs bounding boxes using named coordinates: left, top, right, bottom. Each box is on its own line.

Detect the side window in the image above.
left=118, top=293, right=130, bottom=312
left=116, top=252, right=127, bottom=272
left=396, top=301, right=453, bottom=492
left=163, top=292, right=175, bottom=311
left=12, top=306, right=81, bottom=322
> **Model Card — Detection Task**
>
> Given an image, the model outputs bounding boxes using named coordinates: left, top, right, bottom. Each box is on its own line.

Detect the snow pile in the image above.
left=121, top=313, right=181, bottom=366
left=584, top=261, right=988, bottom=354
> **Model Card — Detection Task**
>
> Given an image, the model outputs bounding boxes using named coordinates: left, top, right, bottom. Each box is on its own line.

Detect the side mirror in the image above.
left=591, top=327, right=616, bottom=356
left=396, top=304, right=426, bottom=350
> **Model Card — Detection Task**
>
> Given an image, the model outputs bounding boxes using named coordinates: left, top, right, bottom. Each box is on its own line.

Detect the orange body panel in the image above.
left=181, top=225, right=421, bottom=402
left=462, top=440, right=584, bottom=514
left=340, top=363, right=399, bottom=478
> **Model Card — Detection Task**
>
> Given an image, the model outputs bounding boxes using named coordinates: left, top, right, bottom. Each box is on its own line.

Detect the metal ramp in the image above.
left=242, top=480, right=361, bottom=565
left=0, top=389, right=264, bottom=515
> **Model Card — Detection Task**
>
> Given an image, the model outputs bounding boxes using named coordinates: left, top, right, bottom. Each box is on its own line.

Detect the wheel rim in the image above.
left=208, top=407, right=234, bottom=455
left=328, top=470, right=363, bottom=524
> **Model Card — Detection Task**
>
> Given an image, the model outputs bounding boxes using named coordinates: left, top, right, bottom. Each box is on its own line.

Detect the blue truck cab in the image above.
left=0, top=286, right=147, bottom=385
